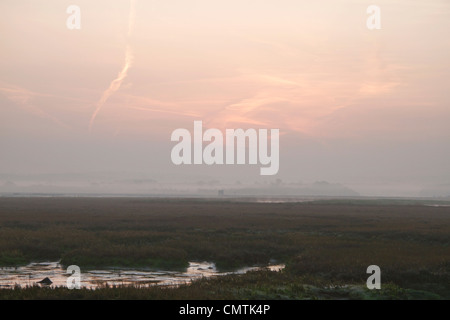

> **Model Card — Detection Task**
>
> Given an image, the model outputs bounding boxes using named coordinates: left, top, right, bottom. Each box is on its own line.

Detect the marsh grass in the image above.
left=0, top=270, right=446, bottom=300
left=0, top=197, right=449, bottom=299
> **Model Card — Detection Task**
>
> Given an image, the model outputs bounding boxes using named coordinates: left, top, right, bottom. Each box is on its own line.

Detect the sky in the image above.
left=1, top=0, right=449, bottom=196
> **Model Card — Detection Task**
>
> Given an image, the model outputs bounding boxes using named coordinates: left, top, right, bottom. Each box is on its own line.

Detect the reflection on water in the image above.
left=253, top=198, right=314, bottom=204
left=0, top=261, right=285, bottom=289
left=424, top=204, right=450, bottom=207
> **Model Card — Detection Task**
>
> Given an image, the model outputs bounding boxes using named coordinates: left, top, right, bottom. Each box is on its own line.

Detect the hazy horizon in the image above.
left=1, top=0, right=450, bottom=197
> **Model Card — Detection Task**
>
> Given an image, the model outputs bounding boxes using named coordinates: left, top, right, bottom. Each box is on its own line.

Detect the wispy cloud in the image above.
left=0, top=84, right=69, bottom=128
left=126, top=106, right=201, bottom=118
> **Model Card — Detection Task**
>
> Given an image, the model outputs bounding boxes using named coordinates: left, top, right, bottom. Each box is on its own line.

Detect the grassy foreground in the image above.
left=0, top=270, right=446, bottom=300
left=0, top=197, right=449, bottom=299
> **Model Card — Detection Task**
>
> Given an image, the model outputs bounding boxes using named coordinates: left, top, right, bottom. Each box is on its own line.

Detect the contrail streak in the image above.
left=89, top=0, right=137, bottom=131
left=127, top=0, right=136, bottom=37
left=89, top=46, right=134, bottom=130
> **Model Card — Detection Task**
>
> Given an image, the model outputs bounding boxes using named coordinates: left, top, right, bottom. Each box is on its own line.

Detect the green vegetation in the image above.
left=0, top=197, right=449, bottom=299
left=0, top=270, right=447, bottom=300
